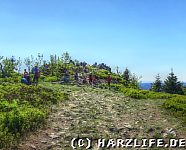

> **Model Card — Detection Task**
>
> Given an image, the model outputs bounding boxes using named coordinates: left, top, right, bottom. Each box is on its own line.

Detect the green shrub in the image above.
left=0, top=106, right=46, bottom=148
left=2, top=107, right=46, bottom=134
left=101, top=84, right=182, bottom=100
left=0, top=100, right=18, bottom=112
left=95, top=72, right=107, bottom=79
left=119, top=88, right=147, bottom=99
left=163, top=97, right=186, bottom=122
left=0, top=83, right=66, bottom=148
left=0, top=76, right=21, bottom=84
left=44, top=76, right=58, bottom=82
left=0, top=83, right=65, bottom=106
left=163, top=97, right=186, bottom=113
left=39, top=75, right=46, bottom=81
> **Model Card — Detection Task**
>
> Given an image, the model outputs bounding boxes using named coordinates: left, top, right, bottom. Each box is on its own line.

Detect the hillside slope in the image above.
left=18, top=83, right=186, bottom=150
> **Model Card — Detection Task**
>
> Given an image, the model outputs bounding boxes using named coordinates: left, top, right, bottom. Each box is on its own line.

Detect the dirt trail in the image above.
left=17, top=84, right=186, bottom=150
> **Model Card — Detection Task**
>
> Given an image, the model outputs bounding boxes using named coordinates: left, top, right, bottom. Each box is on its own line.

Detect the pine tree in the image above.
left=163, top=69, right=184, bottom=95
left=123, top=68, right=130, bottom=82
left=122, top=68, right=141, bottom=89
left=151, top=74, right=162, bottom=92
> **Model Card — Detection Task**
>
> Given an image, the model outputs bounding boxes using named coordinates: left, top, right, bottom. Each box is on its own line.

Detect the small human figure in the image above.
left=89, top=73, right=93, bottom=86
left=107, top=73, right=112, bottom=89
left=23, top=69, right=29, bottom=78
left=23, top=69, right=31, bottom=85
left=64, top=69, right=70, bottom=83
left=74, top=70, right=79, bottom=82
left=92, top=74, right=97, bottom=86
left=21, top=77, right=29, bottom=85
left=33, top=66, right=40, bottom=86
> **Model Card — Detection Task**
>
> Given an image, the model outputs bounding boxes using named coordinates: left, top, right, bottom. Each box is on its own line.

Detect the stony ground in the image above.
left=17, top=83, right=186, bottom=150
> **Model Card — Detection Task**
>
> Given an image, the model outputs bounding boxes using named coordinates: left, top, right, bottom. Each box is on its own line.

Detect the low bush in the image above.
left=163, top=97, right=186, bottom=123
left=0, top=76, right=21, bottom=84
left=163, top=97, right=186, bottom=114
left=102, top=84, right=181, bottom=100
left=44, top=76, right=58, bottom=82
left=0, top=83, right=66, bottom=148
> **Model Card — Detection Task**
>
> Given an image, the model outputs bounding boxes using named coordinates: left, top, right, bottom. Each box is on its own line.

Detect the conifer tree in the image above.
left=123, top=68, right=130, bottom=82
left=122, top=68, right=131, bottom=86
left=163, top=69, right=184, bottom=95
left=151, top=74, right=162, bottom=92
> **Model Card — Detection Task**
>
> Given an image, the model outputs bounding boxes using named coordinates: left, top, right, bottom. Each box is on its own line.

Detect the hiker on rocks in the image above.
left=64, top=69, right=70, bottom=83
left=92, top=74, right=97, bottom=86
left=22, top=69, right=31, bottom=85
left=74, top=70, right=79, bottom=82
left=33, top=66, right=40, bottom=85
left=21, top=77, right=29, bottom=85
left=23, top=69, right=29, bottom=79
left=107, top=73, right=112, bottom=88
left=89, top=73, right=93, bottom=86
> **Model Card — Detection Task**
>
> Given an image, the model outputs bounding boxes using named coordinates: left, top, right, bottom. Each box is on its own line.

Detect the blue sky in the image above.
left=0, top=0, right=186, bottom=82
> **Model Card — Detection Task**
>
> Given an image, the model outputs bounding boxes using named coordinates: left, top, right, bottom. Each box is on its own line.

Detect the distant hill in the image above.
left=140, top=83, right=152, bottom=90
left=140, top=82, right=186, bottom=90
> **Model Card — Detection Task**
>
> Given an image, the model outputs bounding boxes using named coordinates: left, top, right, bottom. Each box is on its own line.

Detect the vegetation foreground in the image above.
left=17, top=83, right=186, bottom=150
left=0, top=82, right=67, bottom=149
